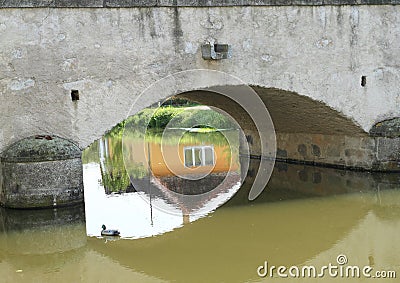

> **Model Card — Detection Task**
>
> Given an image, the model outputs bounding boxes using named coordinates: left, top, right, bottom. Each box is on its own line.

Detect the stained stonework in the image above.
left=1, top=0, right=400, bottom=8
left=370, top=118, right=400, bottom=138
left=0, top=5, right=399, bottom=172
left=0, top=136, right=83, bottom=208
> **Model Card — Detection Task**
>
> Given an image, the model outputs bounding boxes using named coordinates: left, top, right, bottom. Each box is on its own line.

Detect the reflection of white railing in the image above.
left=99, top=137, right=109, bottom=173
left=183, top=145, right=215, bottom=168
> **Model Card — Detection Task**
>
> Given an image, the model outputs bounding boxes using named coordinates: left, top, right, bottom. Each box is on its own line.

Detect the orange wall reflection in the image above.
left=122, top=139, right=239, bottom=177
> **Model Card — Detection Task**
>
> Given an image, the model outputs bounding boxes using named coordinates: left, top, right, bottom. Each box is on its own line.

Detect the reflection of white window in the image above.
left=184, top=145, right=215, bottom=168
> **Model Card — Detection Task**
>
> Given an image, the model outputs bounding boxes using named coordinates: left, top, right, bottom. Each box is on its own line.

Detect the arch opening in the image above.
left=84, top=82, right=400, bottom=204
left=178, top=86, right=370, bottom=170
left=80, top=83, right=400, bottom=237
left=175, top=86, right=399, bottom=172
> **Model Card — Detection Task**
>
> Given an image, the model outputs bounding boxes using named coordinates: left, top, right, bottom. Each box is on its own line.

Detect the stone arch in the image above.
left=176, top=85, right=374, bottom=170
left=98, top=70, right=377, bottom=171
left=1, top=69, right=398, bottom=172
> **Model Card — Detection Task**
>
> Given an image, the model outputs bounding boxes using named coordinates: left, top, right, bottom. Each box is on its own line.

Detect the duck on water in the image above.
left=101, top=224, right=120, bottom=236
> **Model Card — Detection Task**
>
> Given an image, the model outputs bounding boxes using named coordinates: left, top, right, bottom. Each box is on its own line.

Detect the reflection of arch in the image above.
left=87, top=189, right=370, bottom=283
left=83, top=156, right=399, bottom=282
left=86, top=161, right=400, bottom=282
left=305, top=193, right=400, bottom=277
left=86, top=159, right=400, bottom=282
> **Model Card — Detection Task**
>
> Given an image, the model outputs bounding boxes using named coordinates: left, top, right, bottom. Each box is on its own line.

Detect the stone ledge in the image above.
left=0, top=0, right=400, bottom=8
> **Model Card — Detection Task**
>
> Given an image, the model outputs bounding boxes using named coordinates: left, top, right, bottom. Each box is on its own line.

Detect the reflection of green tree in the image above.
left=125, top=162, right=148, bottom=180
left=101, top=166, right=130, bottom=194
left=96, top=129, right=240, bottom=194
left=94, top=105, right=240, bottom=193
left=82, top=140, right=100, bottom=164
left=100, top=136, right=131, bottom=194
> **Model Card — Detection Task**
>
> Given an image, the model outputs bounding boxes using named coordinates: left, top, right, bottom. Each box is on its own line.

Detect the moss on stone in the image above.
left=370, top=117, right=400, bottom=138
left=1, top=136, right=81, bottom=162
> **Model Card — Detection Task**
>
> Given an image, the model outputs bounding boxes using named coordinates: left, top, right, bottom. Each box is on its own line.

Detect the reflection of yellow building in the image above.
left=122, top=136, right=239, bottom=178
left=148, top=143, right=238, bottom=177
left=121, top=129, right=241, bottom=179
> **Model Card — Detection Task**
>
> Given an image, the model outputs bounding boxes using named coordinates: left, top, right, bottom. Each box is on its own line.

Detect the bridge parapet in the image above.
left=1, top=0, right=400, bottom=8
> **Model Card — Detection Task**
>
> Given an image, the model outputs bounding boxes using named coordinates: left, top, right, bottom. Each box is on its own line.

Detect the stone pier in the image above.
left=0, top=136, right=84, bottom=208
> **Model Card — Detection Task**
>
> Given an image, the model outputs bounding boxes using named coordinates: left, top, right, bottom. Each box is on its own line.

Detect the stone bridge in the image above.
left=0, top=0, right=399, bottom=173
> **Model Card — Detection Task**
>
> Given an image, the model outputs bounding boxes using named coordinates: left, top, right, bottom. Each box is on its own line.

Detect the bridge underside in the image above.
left=0, top=5, right=399, bottom=158
left=0, top=4, right=399, bottom=209
left=180, top=87, right=400, bottom=171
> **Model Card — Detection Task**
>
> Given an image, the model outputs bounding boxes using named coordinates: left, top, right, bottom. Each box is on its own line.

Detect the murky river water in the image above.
left=0, top=131, right=399, bottom=282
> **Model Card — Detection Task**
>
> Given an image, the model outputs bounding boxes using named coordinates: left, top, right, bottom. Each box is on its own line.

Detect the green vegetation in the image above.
left=100, top=136, right=131, bottom=194
left=130, top=106, right=185, bottom=130
left=81, top=140, right=100, bottom=164
left=124, top=129, right=238, bottom=147
left=173, top=109, right=236, bottom=130
left=107, top=105, right=237, bottom=137
left=86, top=101, right=239, bottom=194
left=161, top=96, right=200, bottom=107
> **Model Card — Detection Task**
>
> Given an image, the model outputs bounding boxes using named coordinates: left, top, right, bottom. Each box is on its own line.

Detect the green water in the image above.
left=0, top=132, right=399, bottom=282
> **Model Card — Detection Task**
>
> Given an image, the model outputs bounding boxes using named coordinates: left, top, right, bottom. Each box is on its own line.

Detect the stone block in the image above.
left=0, top=136, right=84, bottom=208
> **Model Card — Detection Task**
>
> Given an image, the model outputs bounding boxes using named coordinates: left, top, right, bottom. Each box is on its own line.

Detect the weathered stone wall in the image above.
left=370, top=117, right=400, bottom=138
left=0, top=5, right=399, bottom=170
left=181, top=89, right=400, bottom=171
left=1, top=159, right=84, bottom=208
left=1, top=0, right=400, bottom=8
left=276, top=133, right=400, bottom=171
left=0, top=136, right=84, bottom=208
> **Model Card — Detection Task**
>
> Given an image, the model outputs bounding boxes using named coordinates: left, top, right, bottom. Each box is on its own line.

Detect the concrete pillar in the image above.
left=0, top=136, right=84, bottom=208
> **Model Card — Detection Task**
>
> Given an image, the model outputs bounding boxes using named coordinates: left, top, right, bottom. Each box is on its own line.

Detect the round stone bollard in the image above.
left=0, top=135, right=84, bottom=208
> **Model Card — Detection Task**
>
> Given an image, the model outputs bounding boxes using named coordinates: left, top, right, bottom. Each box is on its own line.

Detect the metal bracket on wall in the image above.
left=201, top=43, right=231, bottom=60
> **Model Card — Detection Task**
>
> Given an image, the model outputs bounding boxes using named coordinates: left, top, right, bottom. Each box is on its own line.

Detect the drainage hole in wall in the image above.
left=71, top=90, right=79, bottom=101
